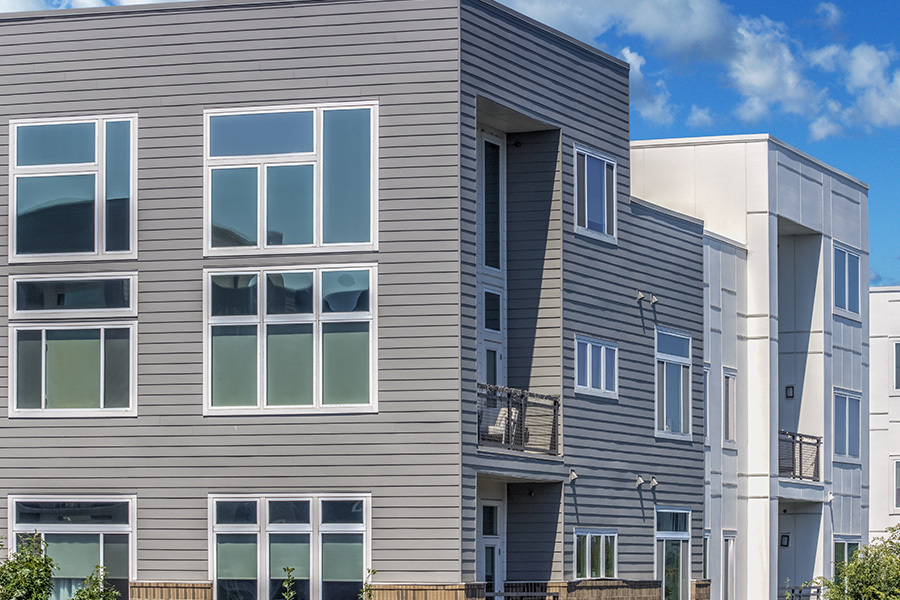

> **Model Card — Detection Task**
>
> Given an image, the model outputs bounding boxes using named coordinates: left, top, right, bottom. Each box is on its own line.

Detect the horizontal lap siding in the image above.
left=0, top=0, right=462, bottom=585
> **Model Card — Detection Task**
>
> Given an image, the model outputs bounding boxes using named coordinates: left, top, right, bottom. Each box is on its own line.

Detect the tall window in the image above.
left=656, top=330, right=692, bottom=435
left=723, top=536, right=735, bottom=600
left=212, top=495, right=368, bottom=600
left=834, top=391, right=861, bottom=459
left=894, top=342, right=900, bottom=391
left=723, top=371, right=736, bottom=442
left=482, top=137, right=504, bottom=271
left=10, top=275, right=137, bottom=416
left=10, top=115, right=137, bottom=260
left=204, top=103, right=377, bottom=253
left=574, top=530, right=616, bottom=579
left=834, top=540, right=860, bottom=576
left=575, top=147, right=616, bottom=239
left=205, top=266, right=375, bottom=412
left=834, top=245, right=860, bottom=315
left=11, top=498, right=134, bottom=600
left=895, top=460, right=900, bottom=510
left=656, top=509, right=690, bottom=600
left=575, top=336, right=618, bottom=398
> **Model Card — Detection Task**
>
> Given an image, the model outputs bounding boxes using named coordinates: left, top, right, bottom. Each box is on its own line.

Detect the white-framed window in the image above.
left=574, top=146, right=616, bottom=241
left=575, top=336, right=618, bottom=398
left=895, top=460, right=900, bottom=511
left=9, top=273, right=137, bottom=319
left=9, top=115, right=137, bottom=262
left=834, top=390, right=861, bottom=459
left=210, top=494, right=370, bottom=600
left=203, top=102, right=378, bottom=255
left=655, top=508, right=690, bottom=600
left=723, top=370, right=736, bottom=443
left=573, top=529, right=616, bottom=579
left=833, top=243, right=861, bottom=316
left=722, top=535, right=735, bottom=600
left=893, top=341, right=900, bottom=392
left=480, top=131, right=506, bottom=274
left=702, top=365, right=710, bottom=444
left=204, top=265, right=376, bottom=414
left=833, top=539, right=860, bottom=576
left=701, top=534, right=708, bottom=580
left=656, top=329, right=692, bottom=436
left=9, top=496, right=136, bottom=599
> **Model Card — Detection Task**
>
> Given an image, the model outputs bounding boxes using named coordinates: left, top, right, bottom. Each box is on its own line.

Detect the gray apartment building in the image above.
left=0, top=0, right=708, bottom=599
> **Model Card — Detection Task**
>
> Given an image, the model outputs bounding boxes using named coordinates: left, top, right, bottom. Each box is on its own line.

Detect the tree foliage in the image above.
left=0, top=534, right=56, bottom=600
left=814, top=525, right=900, bottom=600
left=72, top=566, right=120, bottom=600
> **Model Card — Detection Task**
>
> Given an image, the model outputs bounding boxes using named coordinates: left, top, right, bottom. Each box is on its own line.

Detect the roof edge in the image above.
left=630, top=195, right=704, bottom=229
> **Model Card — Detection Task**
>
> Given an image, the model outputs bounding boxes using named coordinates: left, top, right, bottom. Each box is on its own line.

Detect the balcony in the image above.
left=477, top=383, right=560, bottom=455
left=778, top=430, right=822, bottom=482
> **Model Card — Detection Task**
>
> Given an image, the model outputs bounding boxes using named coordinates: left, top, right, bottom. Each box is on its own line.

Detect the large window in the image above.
left=575, top=336, right=618, bottom=398
left=211, top=495, right=368, bottom=600
left=574, top=529, right=616, bottom=579
left=10, top=498, right=134, bottom=600
left=204, top=103, right=377, bottom=254
left=205, top=265, right=376, bottom=413
left=834, top=391, right=861, bottom=459
left=656, top=330, right=692, bottom=435
left=10, top=275, right=137, bottom=416
left=575, top=147, right=616, bottom=239
left=834, top=244, right=860, bottom=315
left=10, top=116, right=137, bottom=260
left=656, top=509, right=690, bottom=600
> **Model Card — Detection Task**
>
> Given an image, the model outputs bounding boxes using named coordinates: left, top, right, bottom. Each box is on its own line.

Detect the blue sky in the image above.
left=1, top=0, right=897, bottom=285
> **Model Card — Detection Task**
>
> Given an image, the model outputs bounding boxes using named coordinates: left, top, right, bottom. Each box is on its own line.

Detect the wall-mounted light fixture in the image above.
left=636, top=475, right=645, bottom=488
left=569, top=468, right=578, bottom=482
left=785, top=386, right=795, bottom=399
left=636, top=290, right=645, bottom=302
left=780, top=534, right=790, bottom=547
left=650, top=294, right=659, bottom=305
left=650, top=476, right=659, bottom=488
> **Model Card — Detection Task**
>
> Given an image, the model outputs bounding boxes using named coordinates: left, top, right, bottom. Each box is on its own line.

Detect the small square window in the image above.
left=575, top=336, right=617, bottom=398
left=575, top=147, right=616, bottom=239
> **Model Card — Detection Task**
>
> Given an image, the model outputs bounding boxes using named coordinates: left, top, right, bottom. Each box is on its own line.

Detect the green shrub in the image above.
left=0, top=534, right=56, bottom=600
left=813, top=525, right=900, bottom=600
left=72, top=566, right=120, bottom=600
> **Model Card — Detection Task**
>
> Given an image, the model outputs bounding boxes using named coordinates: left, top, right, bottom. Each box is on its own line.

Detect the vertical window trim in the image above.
left=9, top=114, right=138, bottom=263
left=893, top=341, right=900, bottom=392
left=723, top=369, right=737, bottom=444
left=833, top=388, right=862, bottom=461
left=478, top=130, right=506, bottom=277
left=573, top=145, right=617, bottom=242
left=572, top=528, right=617, bottom=580
left=574, top=334, right=619, bottom=399
left=833, top=242, right=862, bottom=317
left=202, top=101, right=379, bottom=256
left=722, top=534, right=736, bottom=600
left=9, top=272, right=139, bottom=320
left=894, top=459, right=900, bottom=512
left=203, top=264, right=378, bottom=415
left=655, top=328, right=693, bottom=437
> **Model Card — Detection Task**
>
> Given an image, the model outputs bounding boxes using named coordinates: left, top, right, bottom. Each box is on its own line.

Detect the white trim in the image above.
left=8, top=320, right=138, bottom=418
left=893, top=458, right=900, bottom=513
left=654, top=506, right=692, bottom=541
left=572, top=528, right=618, bottom=580
left=9, top=114, right=138, bottom=263
left=574, top=334, right=618, bottom=399
left=573, top=144, right=618, bottom=243
left=475, top=497, right=506, bottom=593
left=202, top=264, right=378, bottom=415
left=9, top=272, right=138, bottom=319
left=654, top=328, right=693, bottom=437
left=203, top=101, right=378, bottom=256
left=893, top=340, right=900, bottom=394
left=832, top=241, right=862, bottom=321
left=723, top=369, right=737, bottom=444
left=8, top=495, right=138, bottom=581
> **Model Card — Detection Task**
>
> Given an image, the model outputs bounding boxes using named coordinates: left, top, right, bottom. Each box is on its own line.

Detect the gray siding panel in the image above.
left=0, top=0, right=463, bottom=585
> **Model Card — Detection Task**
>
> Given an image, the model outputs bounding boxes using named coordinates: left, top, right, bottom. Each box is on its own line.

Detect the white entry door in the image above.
left=477, top=500, right=506, bottom=596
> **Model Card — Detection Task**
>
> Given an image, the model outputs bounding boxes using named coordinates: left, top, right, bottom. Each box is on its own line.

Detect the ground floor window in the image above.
left=834, top=539, right=860, bottom=577
left=573, top=529, right=616, bottom=579
left=211, top=495, right=369, bottom=600
left=656, top=509, right=690, bottom=600
left=11, top=498, right=134, bottom=600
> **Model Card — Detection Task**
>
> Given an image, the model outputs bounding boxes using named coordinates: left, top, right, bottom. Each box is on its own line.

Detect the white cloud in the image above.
left=809, top=115, right=842, bottom=140
left=620, top=47, right=676, bottom=125
left=0, top=0, right=50, bottom=11
left=815, top=2, right=842, bottom=28
left=809, top=44, right=843, bottom=71
left=686, top=105, right=713, bottom=128
left=844, top=44, right=892, bottom=91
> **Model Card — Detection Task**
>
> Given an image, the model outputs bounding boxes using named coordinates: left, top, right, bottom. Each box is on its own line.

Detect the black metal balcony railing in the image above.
left=778, top=430, right=822, bottom=482
left=780, top=586, right=822, bottom=600
left=477, top=383, right=560, bottom=455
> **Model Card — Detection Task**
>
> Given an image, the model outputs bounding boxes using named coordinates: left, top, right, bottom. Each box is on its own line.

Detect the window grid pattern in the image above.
left=656, top=330, right=692, bottom=435
left=575, top=147, right=616, bottom=239
left=834, top=391, right=861, bottom=459
left=573, top=530, right=616, bottom=579
left=834, top=245, right=861, bottom=315
left=575, top=336, right=617, bottom=398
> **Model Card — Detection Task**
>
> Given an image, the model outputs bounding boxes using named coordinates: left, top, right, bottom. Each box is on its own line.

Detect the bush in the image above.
left=0, top=534, right=56, bottom=600
left=72, top=566, right=120, bottom=600
left=813, top=525, right=900, bottom=600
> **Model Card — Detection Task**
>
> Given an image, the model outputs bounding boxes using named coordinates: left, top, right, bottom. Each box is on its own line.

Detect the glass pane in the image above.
left=267, top=272, right=313, bottom=315
left=605, top=347, right=616, bottom=392
left=322, top=108, right=371, bottom=244
left=46, top=329, right=101, bottom=409
left=45, top=533, right=99, bottom=578
left=105, top=120, right=131, bottom=252
left=216, top=501, right=257, bottom=525
left=267, top=324, right=314, bottom=407
left=486, top=349, right=497, bottom=386
left=485, top=546, right=496, bottom=593
left=682, top=365, right=691, bottom=434
left=211, top=326, right=258, bottom=408
left=605, top=535, right=615, bottom=577
left=657, top=511, right=688, bottom=533
left=16, top=330, right=42, bottom=409
left=576, top=534, right=587, bottom=579
left=270, top=534, right=311, bottom=600
left=590, top=535, right=602, bottom=578
left=658, top=332, right=690, bottom=358
left=483, top=140, right=501, bottom=269
left=322, top=322, right=369, bottom=405
left=665, top=362, right=683, bottom=433
left=590, top=345, right=602, bottom=390
left=848, top=397, right=860, bottom=457
left=216, top=533, right=257, bottom=597
left=322, top=270, right=369, bottom=313
left=657, top=361, right=665, bottom=431
left=210, top=111, right=314, bottom=157
left=16, top=501, right=129, bottom=524
left=17, top=122, right=95, bottom=166
left=664, top=539, right=681, bottom=600
left=211, top=167, right=258, bottom=247
left=321, top=534, right=364, bottom=600
left=576, top=341, right=588, bottom=388
left=835, top=248, right=846, bottom=310
left=484, top=291, right=501, bottom=332
left=269, top=501, right=310, bottom=525
left=322, top=500, right=364, bottom=524
left=576, top=153, right=586, bottom=228
left=17, top=279, right=130, bottom=312
left=605, top=161, right=615, bottom=235
left=103, top=534, right=129, bottom=580
left=723, top=539, right=731, bottom=600
left=17, top=174, right=95, bottom=255
left=104, top=328, right=130, bottom=409
left=586, top=154, right=606, bottom=233
left=895, top=462, right=900, bottom=508
left=211, top=274, right=258, bottom=317
left=481, top=505, right=497, bottom=536
left=724, top=376, right=733, bottom=440
left=267, top=164, right=314, bottom=246
left=834, top=394, right=847, bottom=455
left=848, top=253, right=860, bottom=313
left=848, top=542, right=859, bottom=560
left=895, top=343, right=900, bottom=390
left=834, top=542, right=845, bottom=564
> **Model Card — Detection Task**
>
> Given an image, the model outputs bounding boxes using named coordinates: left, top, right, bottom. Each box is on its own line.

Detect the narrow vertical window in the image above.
left=895, top=461, right=900, bottom=509
left=724, top=372, right=736, bottom=442
left=656, top=330, right=692, bottom=435
left=483, top=140, right=502, bottom=270
left=834, top=245, right=861, bottom=315
left=894, top=342, right=900, bottom=391
left=575, top=336, right=618, bottom=398
left=575, top=148, right=616, bottom=239
left=656, top=510, right=690, bottom=600
left=834, top=392, right=861, bottom=459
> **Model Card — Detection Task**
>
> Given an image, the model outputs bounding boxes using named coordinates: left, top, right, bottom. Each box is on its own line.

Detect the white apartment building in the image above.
left=631, top=134, right=870, bottom=600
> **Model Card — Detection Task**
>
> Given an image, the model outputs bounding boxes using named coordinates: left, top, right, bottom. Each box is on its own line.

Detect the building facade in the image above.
left=0, top=0, right=709, bottom=599
left=632, top=135, right=870, bottom=600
